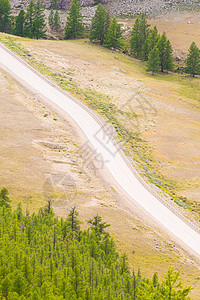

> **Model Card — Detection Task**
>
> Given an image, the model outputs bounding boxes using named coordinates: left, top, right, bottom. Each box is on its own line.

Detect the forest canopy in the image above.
left=0, top=188, right=192, bottom=299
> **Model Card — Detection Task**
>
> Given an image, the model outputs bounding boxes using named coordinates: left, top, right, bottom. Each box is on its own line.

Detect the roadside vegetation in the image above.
left=0, top=188, right=192, bottom=299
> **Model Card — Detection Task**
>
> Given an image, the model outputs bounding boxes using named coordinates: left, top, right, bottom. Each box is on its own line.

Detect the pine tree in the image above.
left=104, top=16, right=122, bottom=49
left=130, top=18, right=141, bottom=57
left=164, top=39, right=174, bottom=72
left=157, top=33, right=174, bottom=72
left=53, top=10, right=61, bottom=31
left=161, top=267, right=192, bottom=299
left=0, top=0, right=11, bottom=33
left=89, top=3, right=107, bottom=45
left=33, top=0, right=46, bottom=39
left=139, top=12, right=150, bottom=51
left=65, top=0, right=84, bottom=39
left=141, top=39, right=149, bottom=61
left=105, top=7, right=111, bottom=32
left=14, top=9, right=25, bottom=36
left=130, top=12, right=150, bottom=58
left=48, top=8, right=54, bottom=28
left=23, top=0, right=35, bottom=38
left=157, top=33, right=167, bottom=72
left=148, top=26, right=159, bottom=53
left=0, top=188, right=11, bottom=208
left=186, top=41, right=200, bottom=77
left=88, top=215, right=110, bottom=238
left=66, top=206, right=81, bottom=238
left=147, top=46, right=160, bottom=75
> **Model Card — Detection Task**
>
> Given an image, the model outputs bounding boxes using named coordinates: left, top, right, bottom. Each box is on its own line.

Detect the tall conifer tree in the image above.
left=53, top=10, right=61, bottom=31
left=104, top=16, right=122, bottom=49
left=164, top=39, right=174, bottom=72
left=0, top=0, right=11, bottom=33
left=14, top=9, right=25, bottom=36
left=33, top=0, right=46, bottom=39
left=186, top=41, right=200, bottom=77
left=89, top=3, right=107, bottom=45
left=148, top=26, right=159, bottom=53
left=130, top=12, right=150, bottom=58
left=147, top=46, right=160, bottom=75
left=65, top=0, right=84, bottom=39
left=157, top=33, right=167, bottom=72
left=23, top=0, right=35, bottom=38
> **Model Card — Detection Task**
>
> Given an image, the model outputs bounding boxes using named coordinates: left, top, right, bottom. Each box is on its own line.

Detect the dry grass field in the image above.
left=0, top=12, right=200, bottom=297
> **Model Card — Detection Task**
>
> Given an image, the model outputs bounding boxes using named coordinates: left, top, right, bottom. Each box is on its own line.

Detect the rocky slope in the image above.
left=108, top=0, right=200, bottom=17
left=11, top=0, right=108, bottom=10
left=11, top=0, right=200, bottom=16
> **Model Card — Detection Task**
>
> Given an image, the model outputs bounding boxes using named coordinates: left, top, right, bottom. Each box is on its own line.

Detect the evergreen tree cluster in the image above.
left=89, top=4, right=122, bottom=48
left=130, top=13, right=174, bottom=74
left=0, top=188, right=192, bottom=299
left=13, top=0, right=46, bottom=39
left=0, top=0, right=11, bottom=33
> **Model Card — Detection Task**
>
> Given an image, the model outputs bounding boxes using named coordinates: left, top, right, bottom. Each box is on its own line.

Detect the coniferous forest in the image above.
left=0, top=188, right=192, bottom=299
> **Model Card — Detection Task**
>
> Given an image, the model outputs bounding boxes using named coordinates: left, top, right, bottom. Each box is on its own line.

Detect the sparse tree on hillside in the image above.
left=14, top=9, right=25, bottom=36
left=48, top=8, right=54, bottom=28
left=66, top=206, right=81, bottom=238
left=186, top=41, right=200, bottom=77
left=65, top=0, right=84, bottom=39
left=23, top=0, right=35, bottom=38
left=157, top=33, right=174, bottom=72
left=105, top=7, right=111, bottom=32
left=0, top=188, right=11, bottom=208
left=148, top=26, right=159, bottom=53
left=0, top=0, right=11, bottom=33
left=33, top=0, right=46, bottom=39
left=130, top=17, right=141, bottom=57
left=104, top=16, right=122, bottom=49
left=160, top=267, right=192, bottom=299
left=147, top=46, right=160, bottom=75
left=163, top=39, right=174, bottom=72
left=88, top=215, right=110, bottom=238
left=89, top=3, right=107, bottom=45
left=53, top=10, right=61, bottom=31
left=157, top=33, right=167, bottom=72
left=130, top=12, right=150, bottom=58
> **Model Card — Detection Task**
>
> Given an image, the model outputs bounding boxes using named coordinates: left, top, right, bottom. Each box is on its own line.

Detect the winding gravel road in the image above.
left=0, top=43, right=200, bottom=258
